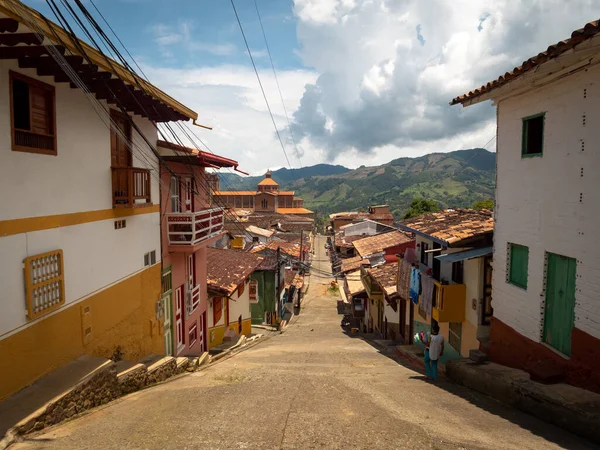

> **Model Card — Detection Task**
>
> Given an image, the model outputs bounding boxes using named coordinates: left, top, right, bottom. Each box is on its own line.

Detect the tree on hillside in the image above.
left=473, top=199, right=494, bottom=210
left=403, top=198, right=440, bottom=219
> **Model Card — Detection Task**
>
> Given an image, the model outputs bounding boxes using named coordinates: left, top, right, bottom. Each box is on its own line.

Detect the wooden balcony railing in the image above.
left=432, top=281, right=466, bottom=323
left=166, top=208, right=225, bottom=246
left=112, top=167, right=151, bottom=208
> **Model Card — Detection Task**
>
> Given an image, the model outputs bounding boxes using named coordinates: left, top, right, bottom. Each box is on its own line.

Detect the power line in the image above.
left=230, top=0, right=292, bottom=170
left=253, top=0, right=303, bottom=168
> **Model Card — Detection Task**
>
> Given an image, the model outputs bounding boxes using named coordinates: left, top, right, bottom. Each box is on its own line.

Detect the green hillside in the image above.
left=219, top=148, right=496, bottom=219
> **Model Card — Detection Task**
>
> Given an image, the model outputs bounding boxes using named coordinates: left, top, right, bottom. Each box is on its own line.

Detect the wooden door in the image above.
left=543, top=253, right=576, bottom=356
left=225, top=299, right=230, bottom=329
left=399, top=298, right=407, bottom=342
left=110, top=110, right=132, bottom=167
left=481, top=256, right=493, bottom=325
left=161, top=266, right=173, bottom=356
left=175, top=285, right=185, bottom=353
left=163, top=293, right=173, bottom=356
left=199, top=312, right=206, bottom=353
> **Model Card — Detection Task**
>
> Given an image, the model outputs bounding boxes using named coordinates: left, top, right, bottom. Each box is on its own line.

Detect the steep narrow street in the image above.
left=12, top=236, right=593, bottom=450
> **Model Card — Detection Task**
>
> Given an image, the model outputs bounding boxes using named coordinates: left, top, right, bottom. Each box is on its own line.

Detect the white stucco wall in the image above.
left=228, top=280, right=251, bottom=323
left=493, top=63, right=600, bottom=342
left=0, top=63, right=161, bottom=338
left=0, top=213, right=161, bottom=337
left=463, top=258, right=483, bottom=327
left=0, top=61, right=159, bottom=220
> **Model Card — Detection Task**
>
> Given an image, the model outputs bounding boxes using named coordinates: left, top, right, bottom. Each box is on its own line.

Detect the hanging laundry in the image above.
left=420, top=274, right=435, bottom=315
left=410, top=267, right=420, bottom=304
left=398, top=259, right=412, bottom=301
left=404, top=247, right=416, bottom=265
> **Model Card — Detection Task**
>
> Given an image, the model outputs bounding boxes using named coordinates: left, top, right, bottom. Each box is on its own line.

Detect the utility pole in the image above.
left=276, top=246, right=281, bottom=322
left=300, top=230, right=304, bottom=267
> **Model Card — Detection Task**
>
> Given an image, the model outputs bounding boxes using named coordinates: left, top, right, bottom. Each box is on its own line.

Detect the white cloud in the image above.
left=289, top=0, right=600, bottom=161
left=144, top=64, right=318, bottom=175
left=149, top=21, right=238, bottom=57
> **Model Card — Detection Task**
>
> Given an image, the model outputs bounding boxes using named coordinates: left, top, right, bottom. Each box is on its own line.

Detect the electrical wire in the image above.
left=230, top=0, right=292, bottom=170
left=253, top=0, right=303, bottom=168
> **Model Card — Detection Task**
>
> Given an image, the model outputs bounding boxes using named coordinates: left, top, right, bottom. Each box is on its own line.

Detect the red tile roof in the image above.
left=451, top=20, right=600, bottom=105
left=352, top=231, right=413, bottom=257
left=400, top=209, right=493, bottom=245
left=368, top=264, right=398, bottom=297
left=207, top=248, right=264, bottom=296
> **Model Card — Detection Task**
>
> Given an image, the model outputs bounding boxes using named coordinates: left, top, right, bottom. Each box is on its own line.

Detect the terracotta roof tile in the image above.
left=207, top=248, right=264, bottom=296
left=353, top=230, right=413, bottom=257
left=277, top=207, right=314, bottom=215
left=400, top=209, right=493, bottom=245
left=451, top=20, right=600, bottom=105
left=368, top=264, right=398, bottom=296
left=340, top=256, right=363, bottom=274
left=250, top=240, right=308, bottom=259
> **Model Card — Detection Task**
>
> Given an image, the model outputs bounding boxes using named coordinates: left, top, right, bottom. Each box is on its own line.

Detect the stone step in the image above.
left=144, top=357, right=176, bottom=384
left=469, top=349, right=488, bottom=365
left=175, top=357, right=190, bottom=374
left=116, top=362, right=147, bottom=395
left=0, top=355, right=115, bottom=441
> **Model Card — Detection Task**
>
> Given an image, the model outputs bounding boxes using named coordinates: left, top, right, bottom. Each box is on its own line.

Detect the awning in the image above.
left=435, top=247, right=492, bottom=263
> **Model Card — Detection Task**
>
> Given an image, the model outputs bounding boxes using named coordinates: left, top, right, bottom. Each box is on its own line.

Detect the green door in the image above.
left=543, top=253, right=576, bottom=356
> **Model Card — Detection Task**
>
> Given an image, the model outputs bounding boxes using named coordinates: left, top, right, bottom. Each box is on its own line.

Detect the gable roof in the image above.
left=352, top=230, right=413, bottom=257
left=339, top=256, right=363, bottom=274
left=451, top=20, right=600, bottom=106
left=156, top=140, right=239, bottom=169
left=206, top=248, right=264, bottom=296
left=368, top=264, right=398, bottom=297
left=250, top=240, right=308, bottom=259
left=399, top=209, right=493, bottom=246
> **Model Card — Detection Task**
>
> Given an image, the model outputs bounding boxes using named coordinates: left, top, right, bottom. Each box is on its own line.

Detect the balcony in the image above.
left=112, top=167, right=151, bottom=208
left=432, top=281, right=466, bottom=323
left=166, top=208, right=225, bottom=247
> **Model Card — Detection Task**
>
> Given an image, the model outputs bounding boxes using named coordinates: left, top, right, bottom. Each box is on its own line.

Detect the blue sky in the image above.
left=22, top=1, right=600, bottom=175
left=27, top=0, right=302, bottom=70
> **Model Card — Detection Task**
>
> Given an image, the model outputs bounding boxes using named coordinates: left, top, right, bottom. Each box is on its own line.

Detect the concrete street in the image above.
left=12, top=236, right=594, bottom=449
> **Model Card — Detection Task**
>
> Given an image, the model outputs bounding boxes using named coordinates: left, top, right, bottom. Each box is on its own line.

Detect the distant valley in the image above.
left=219, top=148, right=496, bottom=219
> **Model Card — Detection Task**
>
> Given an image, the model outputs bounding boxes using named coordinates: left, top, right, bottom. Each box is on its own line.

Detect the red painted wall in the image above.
left=489, top=317, right=600, bottom=393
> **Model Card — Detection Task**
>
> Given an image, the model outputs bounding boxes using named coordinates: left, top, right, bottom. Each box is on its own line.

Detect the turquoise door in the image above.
left=543, top=253, right=576, bottom=356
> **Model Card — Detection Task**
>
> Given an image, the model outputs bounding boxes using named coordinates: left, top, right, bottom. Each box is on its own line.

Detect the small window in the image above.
left=170, top=176, right=181, bottom=213
left=213, top=297, right=223, bottom=325
left=150, top=250, right=156, bottom=265
left=188, top=321, right=197, bottom=347
left=261, top=198, right=268, bottom=209
left=249, top=279, right=258, bottom=303
left=508, top=243, right=529, bottom=289
left=10, top=71, right=56, bottom=155
left=452, top=260, right=464, bottom=284
left=522, top=113, right=544, bottom=157
left=24, top=250, right=65, bottom=319
left=420, top=242, right=429, bottom=265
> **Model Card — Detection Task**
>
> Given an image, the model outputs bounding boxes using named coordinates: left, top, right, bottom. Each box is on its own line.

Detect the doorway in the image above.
left=543, top=253, right=576, bottom=356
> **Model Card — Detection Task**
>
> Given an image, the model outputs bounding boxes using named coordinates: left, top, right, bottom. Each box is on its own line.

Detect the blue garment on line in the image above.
left=409, top=267, right=420, bottom=304
left=424, top=349, right=438, bottom=380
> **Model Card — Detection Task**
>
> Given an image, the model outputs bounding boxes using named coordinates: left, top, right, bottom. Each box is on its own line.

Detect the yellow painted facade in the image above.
left=0, top=205, right=160, bottom=237
left=0, top=265, right=163, bottom=400
left=208, top=319, right=252, bottom=349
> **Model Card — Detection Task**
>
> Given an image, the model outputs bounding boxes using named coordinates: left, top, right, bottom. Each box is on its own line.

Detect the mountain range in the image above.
left=219, top=148, right=496, bottom=219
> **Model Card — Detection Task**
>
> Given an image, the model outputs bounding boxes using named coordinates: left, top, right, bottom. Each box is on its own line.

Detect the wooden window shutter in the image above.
left=30, top=85, right=53, bottom=135
left=509, top=244, right=529, bottom=289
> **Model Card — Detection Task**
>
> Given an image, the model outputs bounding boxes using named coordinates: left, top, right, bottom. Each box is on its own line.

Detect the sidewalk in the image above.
left=446, top=359, right=600, bottom=445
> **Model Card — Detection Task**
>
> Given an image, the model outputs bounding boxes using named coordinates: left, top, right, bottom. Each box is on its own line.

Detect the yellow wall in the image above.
left=0, top=265, right=163, bottom=400
left=208, top=325, right=226, bottom=349
left=208, top=319, right=252, bottom=349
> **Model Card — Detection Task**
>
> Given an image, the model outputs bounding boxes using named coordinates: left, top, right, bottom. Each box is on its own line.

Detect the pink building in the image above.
left=157, top=140, right=241, bottom=356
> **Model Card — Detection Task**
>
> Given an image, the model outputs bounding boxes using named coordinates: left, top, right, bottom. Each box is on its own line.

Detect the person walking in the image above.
left=424, top=323, right=444, bottom=381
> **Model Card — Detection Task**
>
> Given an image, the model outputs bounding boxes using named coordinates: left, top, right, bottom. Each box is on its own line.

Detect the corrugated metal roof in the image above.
left=451, top=20, right=600, bottom=105
left=435, top=247, right=493, bottom=263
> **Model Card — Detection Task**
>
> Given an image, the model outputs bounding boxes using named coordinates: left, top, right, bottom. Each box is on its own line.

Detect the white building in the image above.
left=0, top=4, right=197, bottom=400
left=452, top=20, right=600, bottom=391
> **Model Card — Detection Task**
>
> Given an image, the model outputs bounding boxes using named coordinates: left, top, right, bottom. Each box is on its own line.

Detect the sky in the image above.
left=25, top=0, right=600, bottom=175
